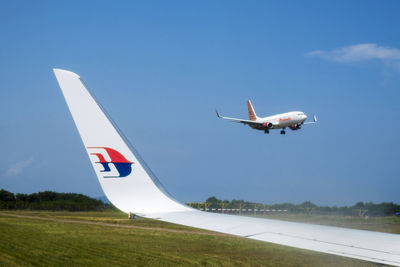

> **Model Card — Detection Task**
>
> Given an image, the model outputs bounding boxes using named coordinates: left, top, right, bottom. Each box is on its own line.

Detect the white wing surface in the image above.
left=216, top=110, right=264, bottom=126
left=54, top=69, right=400, bottom=266
left=304, top=115, right=318, bottom=125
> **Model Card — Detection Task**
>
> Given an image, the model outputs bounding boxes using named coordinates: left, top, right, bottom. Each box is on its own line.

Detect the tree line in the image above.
left=0, top=189, right=114, bottom=211
left=186, top=196, right=400, bottom=217
left=1, top=189, right=398, bottom=216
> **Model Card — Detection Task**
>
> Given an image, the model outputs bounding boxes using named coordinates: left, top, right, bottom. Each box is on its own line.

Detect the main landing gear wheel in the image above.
left=264, top=129, right=269, bottom=134
left=280, top=130, right=286, bottom=135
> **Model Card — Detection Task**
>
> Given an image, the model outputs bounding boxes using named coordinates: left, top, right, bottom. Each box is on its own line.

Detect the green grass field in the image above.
left=0, top=211, right=398, bottom=266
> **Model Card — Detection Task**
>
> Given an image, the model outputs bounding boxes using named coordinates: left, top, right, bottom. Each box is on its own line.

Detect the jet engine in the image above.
left=262, top=122, right=273, bottom=129
left=289, top=124, right=302, bottom=130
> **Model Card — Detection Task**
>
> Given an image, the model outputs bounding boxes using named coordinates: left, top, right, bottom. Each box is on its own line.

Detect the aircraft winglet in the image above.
left=54, top=69, right=400, bottom=266
left=53, top=68, right=189, bottom=214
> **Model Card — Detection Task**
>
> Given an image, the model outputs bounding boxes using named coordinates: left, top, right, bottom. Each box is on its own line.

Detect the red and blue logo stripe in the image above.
left=88, top=147, right=133, bottom=178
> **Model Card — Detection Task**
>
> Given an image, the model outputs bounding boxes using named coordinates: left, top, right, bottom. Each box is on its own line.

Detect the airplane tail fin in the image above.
left=247, top=100, right=257, bottom=121
left=53, top=69, right=189, bottom=215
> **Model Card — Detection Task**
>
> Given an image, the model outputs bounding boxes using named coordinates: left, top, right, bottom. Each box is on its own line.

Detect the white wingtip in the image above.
left=53, top=68, right=80, bottom=78
left=313, top=115, right=317, bottom=122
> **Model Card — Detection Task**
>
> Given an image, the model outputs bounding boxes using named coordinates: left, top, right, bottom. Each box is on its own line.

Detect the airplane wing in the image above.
left=216, top=110, right=264, bottom=127
left=54, top=69, right=400, bottom=266
left=303, top=115, right=318, bottom=125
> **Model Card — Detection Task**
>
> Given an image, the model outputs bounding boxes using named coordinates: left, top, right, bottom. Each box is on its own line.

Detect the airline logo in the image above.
left=87, top=147, right=133, bottom=178
left=279, top=117, right=291, bottom=122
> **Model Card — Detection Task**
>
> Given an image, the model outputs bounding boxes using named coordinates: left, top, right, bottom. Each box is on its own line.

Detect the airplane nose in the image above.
left=303, top=114, right=307, bottom=120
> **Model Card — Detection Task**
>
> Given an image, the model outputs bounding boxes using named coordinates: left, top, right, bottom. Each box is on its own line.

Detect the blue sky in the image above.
left=1, top=1, right=399, bottom=205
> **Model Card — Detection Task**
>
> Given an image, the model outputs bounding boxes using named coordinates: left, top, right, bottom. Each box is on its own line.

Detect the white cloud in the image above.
left=306, top=43, right=400, bottom=63
left=5, top=157, right=33, bottom=176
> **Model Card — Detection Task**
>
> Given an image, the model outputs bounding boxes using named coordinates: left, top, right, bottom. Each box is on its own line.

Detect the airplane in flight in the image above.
left=53, top=69, right=400, bottom=266
left=216, top=100, right=317, bottom=134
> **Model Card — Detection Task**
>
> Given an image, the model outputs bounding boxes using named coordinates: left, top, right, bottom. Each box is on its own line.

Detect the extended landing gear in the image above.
left=280, top=128, right=286, bottom=135
left=264, top=129, right=269, bottom=134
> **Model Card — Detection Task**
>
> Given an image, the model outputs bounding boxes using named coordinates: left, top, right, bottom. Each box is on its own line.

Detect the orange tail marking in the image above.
left=247, top=100, right=257, bottom=121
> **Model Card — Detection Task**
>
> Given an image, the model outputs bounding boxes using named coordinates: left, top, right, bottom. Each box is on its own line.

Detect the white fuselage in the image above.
left=253, top=111, right=307, bottom=130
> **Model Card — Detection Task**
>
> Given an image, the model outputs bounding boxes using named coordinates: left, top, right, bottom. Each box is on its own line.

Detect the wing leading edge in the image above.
left=216, top=110, right=264, bottom=127
left=54, top=69, right=400, bottom=266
